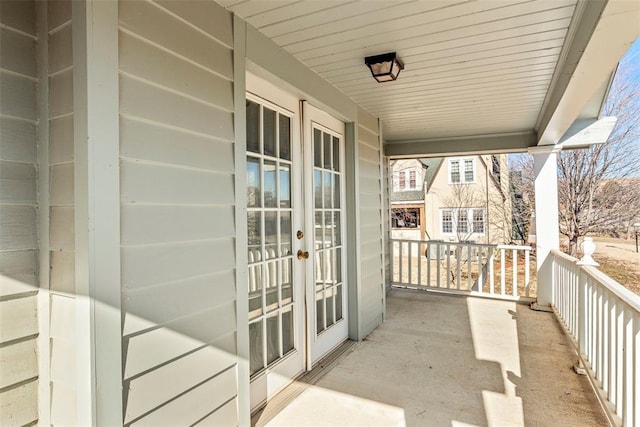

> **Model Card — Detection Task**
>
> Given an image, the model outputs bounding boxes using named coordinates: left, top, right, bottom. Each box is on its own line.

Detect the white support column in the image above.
left=531, top=147, right=560, bottom=307
left=72, top=0, right=122, bottom=424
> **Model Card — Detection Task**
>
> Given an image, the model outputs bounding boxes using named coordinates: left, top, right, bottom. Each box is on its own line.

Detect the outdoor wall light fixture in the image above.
left=364, top=52, right=404, bottom=83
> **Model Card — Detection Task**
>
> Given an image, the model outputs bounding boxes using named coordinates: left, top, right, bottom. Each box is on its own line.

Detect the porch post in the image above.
left=531, top=147, right=560, bottom=307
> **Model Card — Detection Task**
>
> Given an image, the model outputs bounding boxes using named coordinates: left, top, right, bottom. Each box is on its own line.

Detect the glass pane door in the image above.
left=313, top=128, right=343, bottom=334
left=246, top=97, right=297, bottom=378
left=303, top=103, right=348, bottom=366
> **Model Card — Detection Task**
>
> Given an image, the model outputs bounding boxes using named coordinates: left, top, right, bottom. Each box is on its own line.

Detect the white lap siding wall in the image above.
left=118, top=1, right=238, bottom=424
left=357, top=108, right=385, bottom=337
left=0, top=1, right=40, bottom=425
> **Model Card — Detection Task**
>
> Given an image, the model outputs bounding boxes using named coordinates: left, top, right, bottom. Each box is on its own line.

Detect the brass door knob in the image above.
left=297, top=250, right=309, bottom=260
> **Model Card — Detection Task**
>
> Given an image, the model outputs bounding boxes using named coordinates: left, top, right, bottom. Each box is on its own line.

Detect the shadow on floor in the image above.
left=254, top=289, right=607, bottom=426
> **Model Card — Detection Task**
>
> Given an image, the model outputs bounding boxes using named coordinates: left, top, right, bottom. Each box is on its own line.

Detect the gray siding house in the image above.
left=0, top=0, right=638, bottom=425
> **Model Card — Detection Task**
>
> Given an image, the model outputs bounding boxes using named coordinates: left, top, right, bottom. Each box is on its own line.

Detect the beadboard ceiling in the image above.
left=219, top=0, right=580, bottom=142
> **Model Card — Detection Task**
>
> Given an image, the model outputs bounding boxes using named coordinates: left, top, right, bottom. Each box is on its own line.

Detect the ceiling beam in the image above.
left=536, top=0, right=640, bottom=146
left=384, top=132, right=537, bottom=158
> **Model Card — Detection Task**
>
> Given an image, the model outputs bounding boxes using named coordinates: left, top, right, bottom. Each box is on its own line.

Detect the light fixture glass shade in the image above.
left=364, top=52, right=404, bottom=83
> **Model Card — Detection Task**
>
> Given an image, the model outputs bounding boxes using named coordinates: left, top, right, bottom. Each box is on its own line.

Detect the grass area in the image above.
left=596, top=255, right=640, bottom=296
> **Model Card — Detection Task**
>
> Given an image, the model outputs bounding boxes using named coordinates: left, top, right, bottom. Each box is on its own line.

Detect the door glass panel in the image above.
left=281, top=259, right=292, bottom=304
left=314, top=170, right=322, bottom=208
left=246, top=97, right=297, bottom=378
left=326, top=287, right=335, bottom=327
left=324, top=212, right=333, bottom=247
left=247, top=157, right=261, bottom=208
left=266, top=315, right=279, bottom=364
left=280, top=211, right=291, bottom=257
left=279, top=164, right=291, bottom=208
left=263, top=107, right=277, bottom=157
left=247, top=101, right=260, bottom=153
left=316, top=250, right=324, bottom=284
left=264, top=160, right=277, bottom=208
left=336, top=248, right=342, bottom=282
left=265, top=260, right=278, bottom=311
left=323, top=133, right=331, bottom=170
left=248, top=264, right=263, bottom=319
left=333, top=212, right=341, bottom=245
left=247, top=211, right=262, bottom=262
left=316, top=292, right=325, bottom=333
left=336, top=284, right=343, bottom=321
left=328, top=249, right=336, bottom=286
left=249, top=320, right=263, bottom=375
left=279, top=115, right=291, bottom=160
left=282, top=307, right=294, bottom=354
left=315, top=212, right=323, bottom=248
left=332, top=136, right=340, bottom=171
left=314, top=129, right=322, bottom=167
left=323, top=171, right=332, bottom=209
left=333, top=175, right=340, bottom=208
left=265, top=212, right=278, bottom=260
left=311, top=126, right=345, bottom=338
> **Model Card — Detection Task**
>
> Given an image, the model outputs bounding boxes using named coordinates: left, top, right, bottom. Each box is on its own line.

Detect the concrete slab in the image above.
left=254, top=289, right=608, bottom=426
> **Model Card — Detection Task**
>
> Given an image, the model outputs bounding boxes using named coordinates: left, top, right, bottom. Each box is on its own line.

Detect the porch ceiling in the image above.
left=221, top=0, right=579, bottom=142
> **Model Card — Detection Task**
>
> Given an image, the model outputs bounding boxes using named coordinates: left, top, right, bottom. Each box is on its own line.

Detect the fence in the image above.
left=551, top=249, right=640, bottom=427
left=390, top=239, right=534, bottom=300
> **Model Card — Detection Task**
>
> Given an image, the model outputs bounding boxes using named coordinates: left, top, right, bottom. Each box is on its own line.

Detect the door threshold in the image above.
left=251, top=340, right=357, bottom=426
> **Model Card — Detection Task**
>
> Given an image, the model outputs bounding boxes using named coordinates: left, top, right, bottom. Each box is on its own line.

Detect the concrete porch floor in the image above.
left=253, top=289, right=608, bottom=427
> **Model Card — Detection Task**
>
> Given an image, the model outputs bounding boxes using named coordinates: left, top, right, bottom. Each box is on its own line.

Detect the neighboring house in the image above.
left=389, top=158, right=438, bottom=240
left=391, top=155, right=512, bottom=244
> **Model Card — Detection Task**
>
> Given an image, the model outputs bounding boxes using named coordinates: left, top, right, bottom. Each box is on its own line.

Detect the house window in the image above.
left=472, top=209, right=485, bottom=233
left=449, top=158, right=475, bottom=184
left=392, top=208, right=420, bottom=229
left=440, top=208, right=485, bottom=235
left=441, top=210, right=453, bottom=233
left=394, top=168, right=419, bottom=191
left=457, top=210, right=468, bottom=233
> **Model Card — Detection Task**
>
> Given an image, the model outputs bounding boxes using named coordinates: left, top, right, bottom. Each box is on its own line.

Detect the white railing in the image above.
left=551, top=249, right=640, bottom=427
left=390, top=239, right=534, bottom=300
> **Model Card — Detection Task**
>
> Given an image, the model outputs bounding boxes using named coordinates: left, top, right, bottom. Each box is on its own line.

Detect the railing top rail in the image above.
left=496, top=244, right=532, bottom=250
left=550, top=249, right=640, bottom=313
left=550, top=248, right=577, bottom=263
left=582, top=265, right=640, bottom=313
left=390, top=239, right=531, bottom=251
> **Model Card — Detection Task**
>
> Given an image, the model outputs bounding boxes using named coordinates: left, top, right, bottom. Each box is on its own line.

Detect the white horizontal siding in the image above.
left=47, top=1, right=76, bottom=424
left=119, top=1, right=238, bottom=424
left=0, top=2, right=39, bottom=424
left=356, top=109, right=384, bottom=338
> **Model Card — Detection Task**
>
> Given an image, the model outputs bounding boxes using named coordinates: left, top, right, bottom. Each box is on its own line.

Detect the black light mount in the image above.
left=364, top=52, right=404, bottom=83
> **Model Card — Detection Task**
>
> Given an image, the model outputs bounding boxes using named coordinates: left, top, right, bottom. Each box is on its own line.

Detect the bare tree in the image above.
left=558, top=61, right=640, bottom=255
left=508, top=157, right=536, bottom=243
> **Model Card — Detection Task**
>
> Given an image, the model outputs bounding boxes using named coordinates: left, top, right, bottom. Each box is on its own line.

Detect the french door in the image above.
left=246, top=76, right=347, bottom=410
left=303, top=103, right=348, bottom=367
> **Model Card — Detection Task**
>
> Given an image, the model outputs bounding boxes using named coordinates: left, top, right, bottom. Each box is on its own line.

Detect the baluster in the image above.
left=500, top=248, right=506, bottom=295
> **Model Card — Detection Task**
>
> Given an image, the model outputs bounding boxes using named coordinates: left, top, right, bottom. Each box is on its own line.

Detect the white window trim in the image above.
left=448, top=158, right=476, bottom=184
left=439, top=208, right=485, bottom=236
